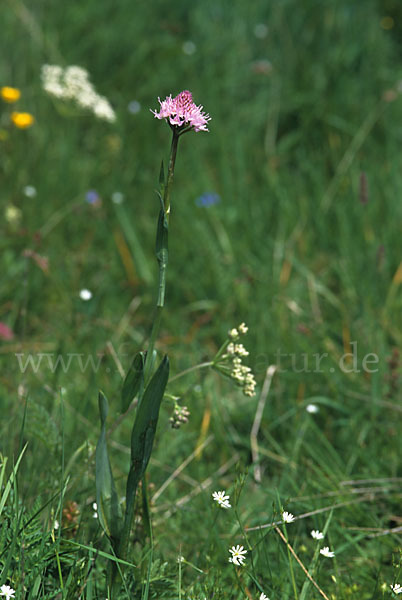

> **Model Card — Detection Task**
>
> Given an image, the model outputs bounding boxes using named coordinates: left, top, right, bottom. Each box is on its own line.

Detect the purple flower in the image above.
left=151, top=90, right=211, bottom=133
left=85, top=190, right=100, bottom=205
left=195, top=192, right=221, bottom=207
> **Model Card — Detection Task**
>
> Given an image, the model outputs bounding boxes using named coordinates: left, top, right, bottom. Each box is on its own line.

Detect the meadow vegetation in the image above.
left=1, top=0, right=401, bottom=598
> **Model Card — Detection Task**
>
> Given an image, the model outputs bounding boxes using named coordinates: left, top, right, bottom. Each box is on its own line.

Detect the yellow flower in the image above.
left=5, top=205, right=22, bottom=224
left=1, top=86, right=21, bottom=103
left=11, top=112, right=35, bottom=129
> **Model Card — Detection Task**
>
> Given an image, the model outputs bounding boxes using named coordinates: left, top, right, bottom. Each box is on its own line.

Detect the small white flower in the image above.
left=391, top=583, right=402, bottom=595
left=177, top=555, right=185, bottom=563
left=0, top=585, right=15, bottom=599
left=320, top=546, right=335, bottom=558
left=212, top=490, right=231, bottom=509
left=260, top=593, right=269, bottom=600
left=282, top=511, right=295, bottom=523
left=23, top=185, right=37, bottom=198
left=254, top=23, right=269, bottom=39
left=234, top=343, right=249, bottom=357
left=311, top=529, right=324, bottom=540
left=228, top=545, right=247, bottom=566
left=111, top=191, right=124, bottom=204
left=228, top=328, right=239, bottom=340
left=92, top=502, right=98, bottom=518
left=79, top=288, right=92, bottom=301
left=306, top=403, right=319, bottom=413
left=226, top=342, right=235, bottom=355
left=182, top=40, right=196, bottom=55
left=238, top=322, right=248, bottom=334
left=53, top=519, right=59, bottom=530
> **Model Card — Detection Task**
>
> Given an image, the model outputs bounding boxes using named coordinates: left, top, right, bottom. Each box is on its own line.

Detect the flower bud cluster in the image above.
left=216, top=323, right=256, bottom=397
left=170, top=403, right=190, bottom=429
left=41, top=65, right=116, bottom=122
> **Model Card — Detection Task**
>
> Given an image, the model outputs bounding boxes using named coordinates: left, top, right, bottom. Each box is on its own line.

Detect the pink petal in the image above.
left=0, top=322, right=14, bottom=340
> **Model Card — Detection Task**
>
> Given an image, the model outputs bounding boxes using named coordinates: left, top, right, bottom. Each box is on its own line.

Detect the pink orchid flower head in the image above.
left=151, top=90, right=210, bottom=132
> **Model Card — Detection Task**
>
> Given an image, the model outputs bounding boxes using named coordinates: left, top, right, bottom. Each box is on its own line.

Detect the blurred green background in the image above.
left=1, top=0, right=401, bottom=594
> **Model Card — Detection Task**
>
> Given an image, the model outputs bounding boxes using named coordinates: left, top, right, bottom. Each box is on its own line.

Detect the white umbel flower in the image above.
left=238, top=322, right=248, bottom=334
left=41, top=64, right=116, bottom=122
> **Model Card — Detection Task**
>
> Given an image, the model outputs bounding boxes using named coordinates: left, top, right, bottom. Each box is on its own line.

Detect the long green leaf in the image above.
left=95, top=391, right=121, bottom=544
left=121, top=352, right=145, bottom=413
left=119, top=355, right=169, bottom=557
left=130, top=354, right=169, bottom=476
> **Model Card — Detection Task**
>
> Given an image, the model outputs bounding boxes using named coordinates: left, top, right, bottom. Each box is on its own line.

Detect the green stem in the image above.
left=144, top=130, right=180, bottom=382
left=164, top=130, right=179, bottom=220
left=169, top=361, right=213, bottom=382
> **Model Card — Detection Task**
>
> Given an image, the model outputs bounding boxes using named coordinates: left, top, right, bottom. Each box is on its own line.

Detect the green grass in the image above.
left=1, top=0, right=402, bottom=597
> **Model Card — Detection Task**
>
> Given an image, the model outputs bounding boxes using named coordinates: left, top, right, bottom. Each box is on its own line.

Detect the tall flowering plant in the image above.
left=95, top=90, right=211, bottom=592
left=95, top=91, right=255, bottom=595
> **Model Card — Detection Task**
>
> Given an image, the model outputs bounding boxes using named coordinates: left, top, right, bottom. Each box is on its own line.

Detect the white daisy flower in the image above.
left=228, top=545, right=247, bottom=566
left=320, top=546, right=335, bottom=558
left=311, top=529, right=324, bottom=540
left=0, top=585, right=15, bottom=599
left=212, top=490, right=231, bottom=509
left=390, top=583, right=402, bottom=595
left=282, top=511, right=295, bottom=523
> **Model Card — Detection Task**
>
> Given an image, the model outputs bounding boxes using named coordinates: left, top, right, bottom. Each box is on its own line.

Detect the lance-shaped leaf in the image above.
left=96, top=391, right=121, bottom=543
left=119, top=355, right=169, bottom=557
left=131, top=354, right=169, bottom=474
left=121, top=351, right=145, bottom=413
